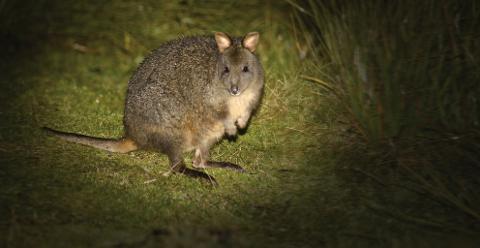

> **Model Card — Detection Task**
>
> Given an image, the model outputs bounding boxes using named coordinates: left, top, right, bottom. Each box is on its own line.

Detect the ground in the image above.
left=0, top=1, right=478, bottom=247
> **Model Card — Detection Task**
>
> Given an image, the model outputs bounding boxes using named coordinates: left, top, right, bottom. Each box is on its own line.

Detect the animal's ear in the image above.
left=215, top=32, right=232, bottom=53
left=242, top=32, right=259, bottom=52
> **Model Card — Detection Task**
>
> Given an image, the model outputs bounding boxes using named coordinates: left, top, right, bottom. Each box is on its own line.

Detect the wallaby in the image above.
left=44, top=32, right=264, bottom=184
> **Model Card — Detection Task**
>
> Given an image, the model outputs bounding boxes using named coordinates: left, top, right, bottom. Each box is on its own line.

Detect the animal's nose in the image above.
left=230, top=85, right=239, bottom=95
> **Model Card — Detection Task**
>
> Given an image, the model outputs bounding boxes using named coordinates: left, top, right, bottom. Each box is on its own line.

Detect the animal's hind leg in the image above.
left=166, top=149, right=217, bottom=184
left=192, top=145, right=245, bottom=172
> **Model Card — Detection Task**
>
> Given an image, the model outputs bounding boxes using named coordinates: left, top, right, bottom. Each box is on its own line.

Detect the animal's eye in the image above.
left=242, top=66, right=249, bottom=72
left=224, top=67, right=230, bottom=73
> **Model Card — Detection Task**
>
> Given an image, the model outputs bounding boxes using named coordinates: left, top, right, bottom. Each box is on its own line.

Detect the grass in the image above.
left=0, top=0, right=479, bottom=247
left=291, top=0, right=480, bottom=242
left=294, top=0, right=480, bottom=141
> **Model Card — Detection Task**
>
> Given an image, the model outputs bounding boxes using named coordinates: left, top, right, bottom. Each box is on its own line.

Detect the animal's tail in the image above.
left=43, top=127, right=137, bottom=153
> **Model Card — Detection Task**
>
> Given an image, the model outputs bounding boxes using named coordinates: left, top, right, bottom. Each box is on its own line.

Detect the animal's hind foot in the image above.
left=177, top=167, right=217, bottom=185
left=193, top=161, right=245, bottom=173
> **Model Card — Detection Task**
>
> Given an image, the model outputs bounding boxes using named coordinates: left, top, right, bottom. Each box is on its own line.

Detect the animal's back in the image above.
left=124, top=36, right=224, bottom=152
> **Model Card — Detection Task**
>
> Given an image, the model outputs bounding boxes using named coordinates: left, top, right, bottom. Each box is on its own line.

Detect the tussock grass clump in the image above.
left=292, top=0, right=480, bottom=231
left=294, top=0, right=480, bottom=141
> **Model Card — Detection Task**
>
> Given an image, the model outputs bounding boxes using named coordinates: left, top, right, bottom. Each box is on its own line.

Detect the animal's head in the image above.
left=215, top=32, right=264, bottom=96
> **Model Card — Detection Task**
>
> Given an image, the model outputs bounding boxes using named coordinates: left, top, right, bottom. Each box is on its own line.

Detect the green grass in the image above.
left=294, top=0, right=480, bottom=141
left=291, top=0, right=480, bottom=242
left=1, top=0, right=479, bottom=247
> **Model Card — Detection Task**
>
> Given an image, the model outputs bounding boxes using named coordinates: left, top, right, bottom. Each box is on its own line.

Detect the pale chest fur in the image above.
left=227, top=89, right=257, bottom=121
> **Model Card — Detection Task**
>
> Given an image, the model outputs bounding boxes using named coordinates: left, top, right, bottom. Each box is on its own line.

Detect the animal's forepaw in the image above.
left=236, top=118, right=248, bottom=129
left=225, top=126, right=237, bottom=136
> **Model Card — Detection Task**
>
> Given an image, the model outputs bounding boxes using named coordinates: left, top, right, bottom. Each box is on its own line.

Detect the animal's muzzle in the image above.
left=230, top=85, right=240, bottom=96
